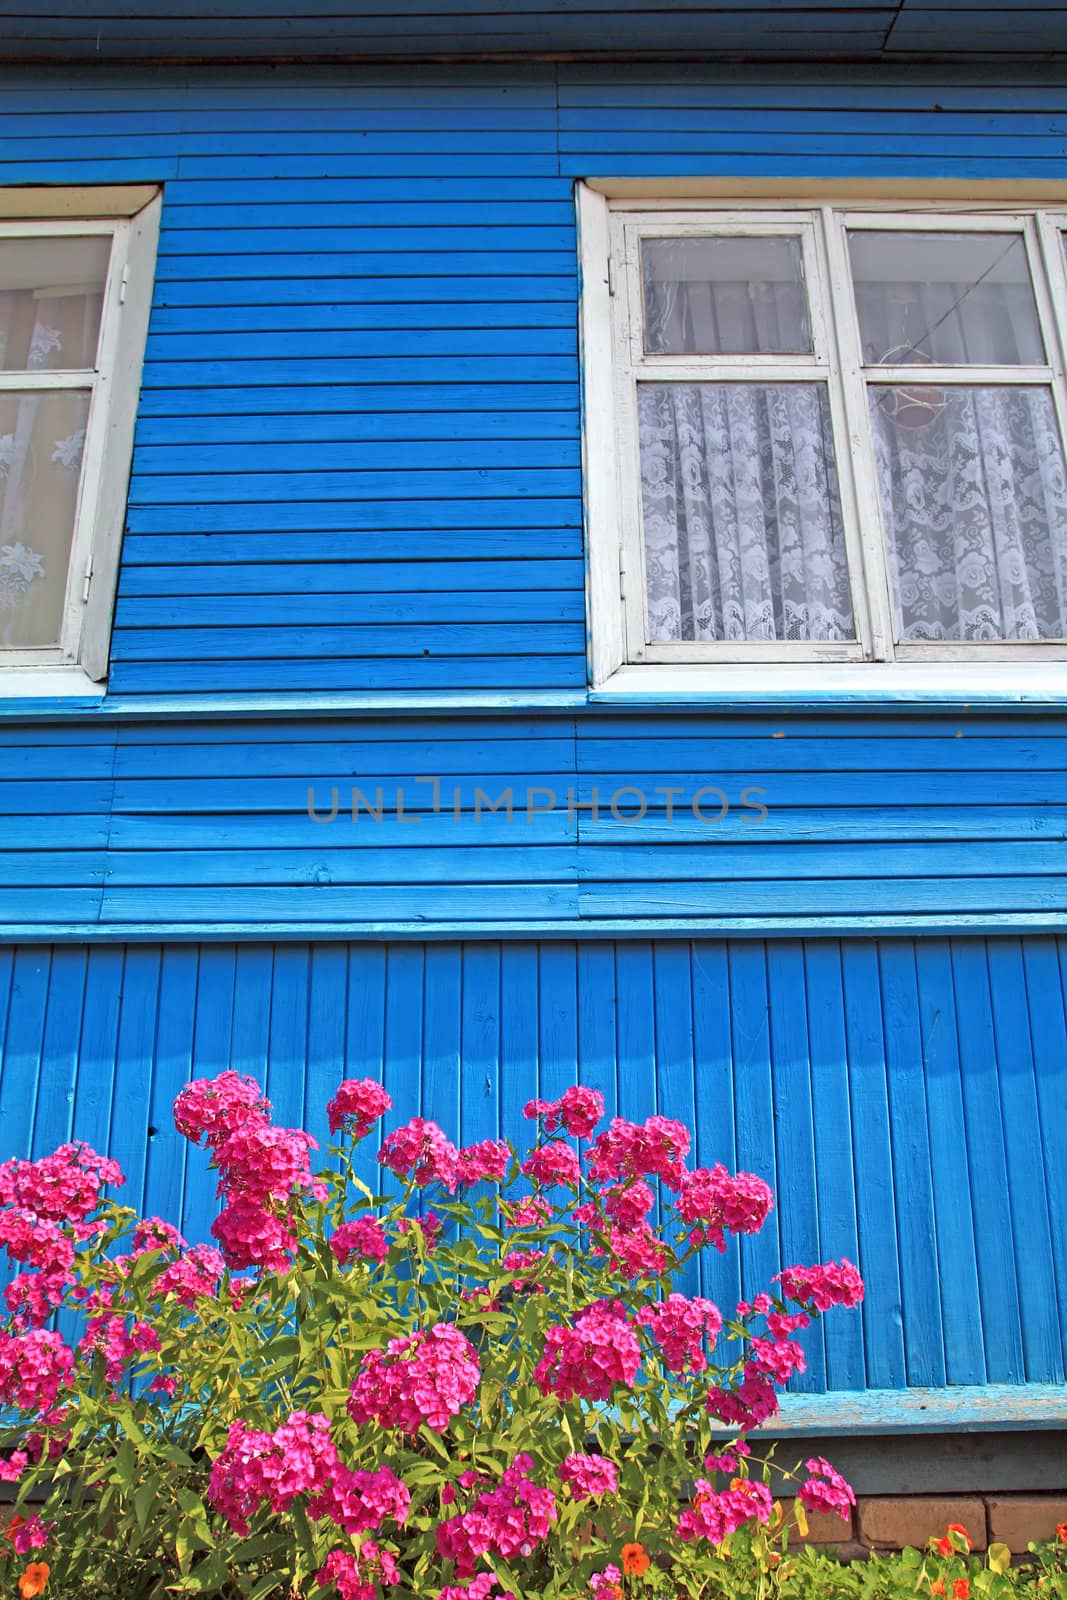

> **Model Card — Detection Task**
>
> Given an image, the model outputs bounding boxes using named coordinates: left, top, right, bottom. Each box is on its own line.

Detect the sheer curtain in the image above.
left=0, top=288, right=96, bottom=650
left=638, top=261, right=1067, bottom=645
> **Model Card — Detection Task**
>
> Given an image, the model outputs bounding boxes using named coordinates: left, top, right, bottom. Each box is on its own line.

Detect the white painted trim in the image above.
left=0, top=189, right=161, bottom=689
left=80, top=193, right=160, bottom=681
left=0, top=665, right=105, bottom=699
left=592, top=661, right=1067, bottom=701
left=0, top=186, right=158, bottom=220
left=577, top=182, right=625, bottom=688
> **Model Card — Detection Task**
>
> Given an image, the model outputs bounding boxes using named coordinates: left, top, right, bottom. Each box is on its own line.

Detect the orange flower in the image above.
left=5, top=1516, right=25, bottom=1544
left=1057, top=1521, right=1067, bottom=1545
left=621, top=1543, right=650, bottom=1577
left=18, top=1563, right=49, bottom=1599
left=937, top=1524, right=971, bottom=1557
left=930, top=1582, right=946, bottom=1597
left=952, top=1582, right=970, bottom=1600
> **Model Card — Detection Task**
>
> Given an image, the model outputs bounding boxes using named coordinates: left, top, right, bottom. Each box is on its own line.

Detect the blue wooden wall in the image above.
left=0, top=62, right=1066, bottom=697
left=3, top=710, right=1067, bottom=937
left=1, top=934, right=1065, bottom=1395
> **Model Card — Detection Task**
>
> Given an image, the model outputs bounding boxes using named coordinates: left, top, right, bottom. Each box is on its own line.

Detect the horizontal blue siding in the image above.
left=1, top=934, right=1063, bottom=1398
left=0, top=711, right=1065, bottom=936
left=1, top=65, right=1066, bottom=696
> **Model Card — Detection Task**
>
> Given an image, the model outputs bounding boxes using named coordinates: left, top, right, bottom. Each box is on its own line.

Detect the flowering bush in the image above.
left=0, top=1075, right=868, bottom=1600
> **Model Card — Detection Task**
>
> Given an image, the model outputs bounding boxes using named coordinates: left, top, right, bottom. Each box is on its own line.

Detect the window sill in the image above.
left=0, top=666, right=106, bottom=702
left=591, top=662, right=1067, bottom=708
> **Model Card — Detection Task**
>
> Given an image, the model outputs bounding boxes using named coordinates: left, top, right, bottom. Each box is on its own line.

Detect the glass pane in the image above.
left=848, top=230, right=1044, bottom=366
left=0, top=389, right=90, bottom=649
left=638, top=382, right=854, bottom=643
left=0, top=235, right=111, bottom=371
left=641, top=236, right=811, bottom=355
left=869, top=384, right=1067, bottom=641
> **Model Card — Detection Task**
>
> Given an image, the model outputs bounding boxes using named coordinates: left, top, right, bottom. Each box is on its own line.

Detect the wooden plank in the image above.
left=1021, top=939, right=1067, bottom=1348
left=118, top=559, right=584, bottom=596
left=744, top=1382, right=1067, bottom=1436
left=460, top=943, right=501, bottom=1149
left=110, top=623, right=585, bottom=660
left=728, top=945, right=780, bottom=1307
left=114, top=590, right=584, bottom=623
left=134, top=387, right=578, bottom=420
left=108, top=945, right=162, bottom=1217
left=106, top=658, right=589, bottom=692
left=132, top=437, right=580, bottom=472
left=690, top=940, right=742, bottom=1315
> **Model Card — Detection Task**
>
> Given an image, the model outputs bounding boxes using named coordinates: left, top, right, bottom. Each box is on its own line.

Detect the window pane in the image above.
left=641, top=236, right=811, bottom=354
left=869, top=384, right=1067, bottom=641
left=638, top=382, right=854, bottom=643
left=0, top=389, right=90, bottom=649
left=0, top=235, right=111, bottom=371
left=849, top=231, right=1044, bottom=366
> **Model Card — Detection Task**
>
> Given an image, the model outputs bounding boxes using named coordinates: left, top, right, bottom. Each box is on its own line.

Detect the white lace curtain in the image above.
left=0, top=288, right=95, bottom=650
left=639, top=277, right=1067, bottom=644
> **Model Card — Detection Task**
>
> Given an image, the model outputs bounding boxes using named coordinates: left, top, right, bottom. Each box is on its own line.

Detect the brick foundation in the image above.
left=787, top=1495, right=1067, bottom=1556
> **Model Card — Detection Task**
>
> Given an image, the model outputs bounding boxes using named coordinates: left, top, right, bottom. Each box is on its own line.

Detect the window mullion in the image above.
left=820, top=204, right=896, bottom=663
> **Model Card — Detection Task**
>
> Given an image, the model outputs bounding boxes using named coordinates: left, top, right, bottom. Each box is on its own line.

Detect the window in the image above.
left=0, top=188, right=160, bottom=695
left=579, top=188, right=1067, bottom=694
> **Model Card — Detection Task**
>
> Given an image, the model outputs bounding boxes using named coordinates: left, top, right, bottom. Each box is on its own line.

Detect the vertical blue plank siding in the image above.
left=2, top=935, right=1064, bottom=1399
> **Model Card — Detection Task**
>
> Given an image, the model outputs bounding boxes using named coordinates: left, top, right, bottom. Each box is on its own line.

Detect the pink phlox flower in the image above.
left=520, top=1142, right=581, bottom=1189
left=572, top=1202, right=603, bottom=1230
left=557, top=1453, right=618, bottom=1499
left=150, top=1373, right=179, bottom=1397
left=311, top=1464, right=410, bottom=1538
left=774, top=1258, right=864, bottom=1312
left=210, top=1412, right=392, bottom=1538
left=602, top=1180, right=655, bottom=1228
left=677, top=1164, right=774, bottom=1252
left=378, top=1119, right=459, bottom=1191
left=131, top=1217, right=185, bottom=1256
left=152, top=1243, right=226, bottom=1306
left=4, top=1267, right=72, bottom=1330
left=605, top=1220, right=670, bottom=1280
left=326, top=1077, right=393, bottom=1139
left=331, top=1217, right=389, bottom=1266
left=677, top=1478, right=773, bottom=1543
left=173, top=1072, right=271, bottom=1149
left=767, top=1310, right=810, bottom=1339
left=436, top=1454, right=557, bottom=1577
left=0, top=1451, right=27, bottom=1483
left=0, top=1212, right=75, bottom=1277
left=347, top=1323, right=480, bottom=1435
left=8, top=1516, right=53, bottom=1554
left=747, top=1335, right=806, bottom=1385
left=523, top=1086, right=604, bottom=1139
left=0, top=1142, right=124, bottom=1224
left=438, top=1576, right=514, bottom=1600
left=79, top=1315, right=159, bottom=1389
left=454, top=1140, right=511, bottom=1186
left=501, top=1248, right=549, bottom=1292
left=533, top=1300, right=641, bottom=1402
left=0, top=1329, right=74, bottom=1415
left=705, top=1364, right=779, bottom=1429
left=586, top=1116, right=690, bottom=1192
left=316, top=1542, right=399, bottom=1600
left=798, top=1456, right=856, bottom=1521
left=397, top=1212, right=442, bottom=1253
left=211, top=1197, right=296, bottom=1274
left=214, top=1119, right=319, bottom=1206
left=639, top=1293, right=723, bottom=1374
left=589, top=1565, right=623, bottom=1599
left=505, top=1196, right=552, bottom=1230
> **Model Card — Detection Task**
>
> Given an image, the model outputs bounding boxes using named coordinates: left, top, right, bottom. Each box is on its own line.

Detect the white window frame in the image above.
left=0, top=187, right=160, bottom=697
left=578, top=183, right=1067, bottom=699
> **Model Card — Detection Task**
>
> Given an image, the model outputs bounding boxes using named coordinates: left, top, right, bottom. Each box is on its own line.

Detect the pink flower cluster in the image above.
left=378, top=1119, right=458, bottom=1190
left=208, top=1410, right=410, bottom=1541
left=7, top=1515, right=53, bottom=1554
left=603, top=1180, right=655, bottom=1229
left=705, top=1366, right=780, bottom=1430
left=152, top=1243, right=226, bottom=1306
left=174, top=1073, right=325, bottom=1275
left=523, top=1086, right=604, bottom=1139
left=78, top=1316, right=159, bottom=1389
left=604, top=1221, right=670, bottom=1280
left=677, top=1164, right=774, bottom=1252
left=316, top=1542, right=399, bottom=1600
left=775, top=1258, right=865, bottom=1312
left=534, top=1300, right=641, bottom=1403
left=326, top=1077, right=393, bottom=1139
left=0, top=1329, right=73, bottom=1417
left=436, top=1453, right=557, bottom=1578
left=0, top=1142, right=123, bottom=1226
left=798, top=1456, right=856, bottom=1521
left=331, top=1217, right=389, bottom=1266
left=455, top=1140, right=510, bottom=1186
left=397, top=1212, right=441, bottom=1253
left=677, top=1478, right=774, bottom=1543
left=638, top=1293, right=723, bottom=1374
left=439, top=1573, right=516, bottom=1600
left=520, top=1142, right=580, bottom=1189
left=585, top=1116, right=690, bottom=1192
left=347, top=1323, right=481, bottom=1435
left=557, top=1453, right=618, bottom=1499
